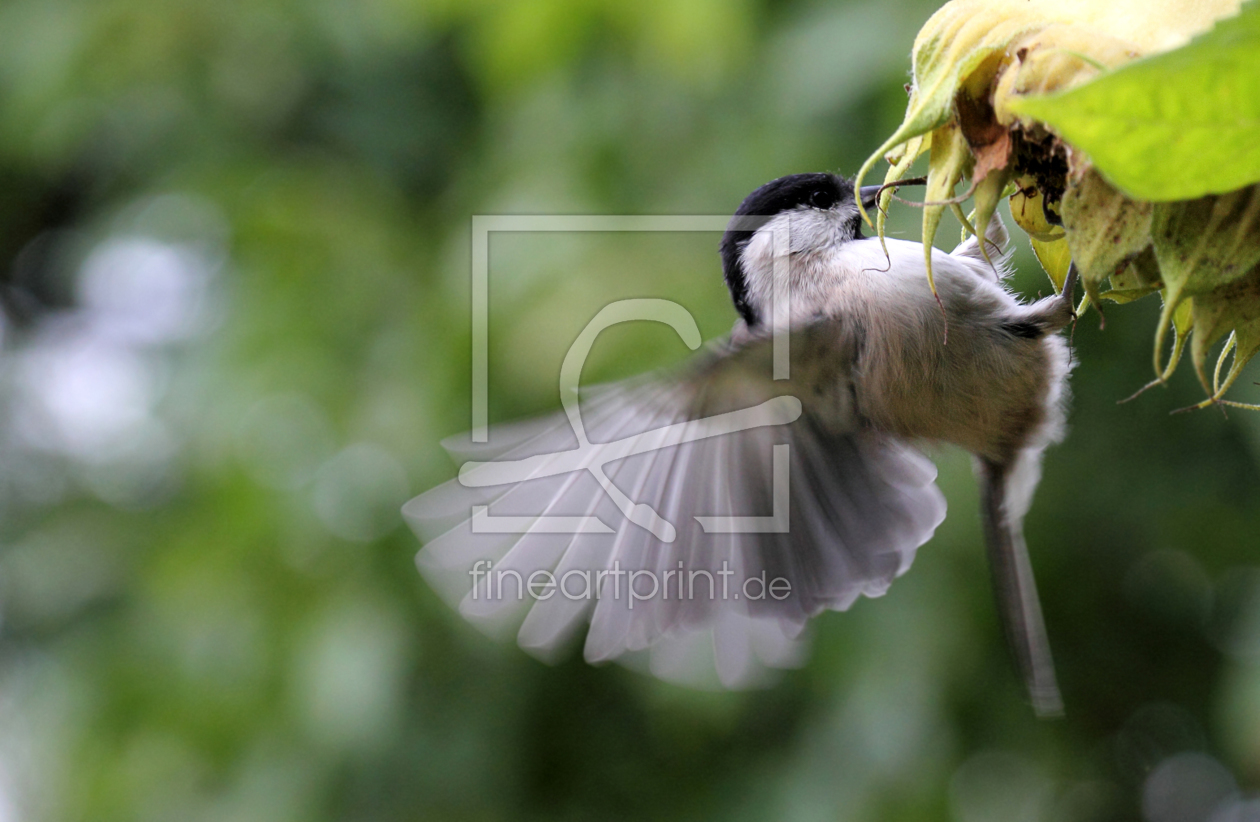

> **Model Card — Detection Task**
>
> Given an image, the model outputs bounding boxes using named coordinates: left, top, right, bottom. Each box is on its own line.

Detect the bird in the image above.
left=403, top=172, right=1075, bottom=716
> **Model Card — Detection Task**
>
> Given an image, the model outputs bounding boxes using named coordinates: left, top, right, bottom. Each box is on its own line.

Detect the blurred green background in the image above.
left=1, top=1, right=1259, bottom=820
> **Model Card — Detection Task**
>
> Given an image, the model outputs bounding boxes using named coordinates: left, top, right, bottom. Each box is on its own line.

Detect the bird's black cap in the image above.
left=719, top=173, right=854, bottom=327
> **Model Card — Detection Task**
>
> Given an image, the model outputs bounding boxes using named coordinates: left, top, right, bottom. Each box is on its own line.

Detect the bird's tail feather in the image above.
left=978, top=456, right=1063, bottom=718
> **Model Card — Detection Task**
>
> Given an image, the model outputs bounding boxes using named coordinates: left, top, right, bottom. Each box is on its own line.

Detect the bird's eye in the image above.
left=809, top=189, right=834, bottom=209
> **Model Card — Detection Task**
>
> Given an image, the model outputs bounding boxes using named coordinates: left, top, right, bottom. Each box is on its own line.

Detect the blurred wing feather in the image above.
left=403, top=333, right=946, bottom=688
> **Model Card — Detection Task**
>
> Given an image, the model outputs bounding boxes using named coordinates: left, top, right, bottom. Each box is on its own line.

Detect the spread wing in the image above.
left=403, top=328, right=946, bottom=688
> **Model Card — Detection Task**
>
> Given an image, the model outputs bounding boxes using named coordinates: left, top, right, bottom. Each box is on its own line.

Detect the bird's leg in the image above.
left=1019, top=262, right=1079, bottom=336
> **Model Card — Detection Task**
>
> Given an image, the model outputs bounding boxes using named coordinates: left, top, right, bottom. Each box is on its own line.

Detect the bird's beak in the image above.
left=859, top=177, right=927, bottom=209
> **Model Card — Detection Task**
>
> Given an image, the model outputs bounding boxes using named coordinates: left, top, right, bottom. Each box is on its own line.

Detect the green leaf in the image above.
left=1008, top=1, right=1260, bottom=202
left=1030, top=236, right=1072, bottom=293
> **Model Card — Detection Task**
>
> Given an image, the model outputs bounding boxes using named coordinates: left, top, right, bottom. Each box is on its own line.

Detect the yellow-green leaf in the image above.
left=1007, top=1, right=1260, bottom=201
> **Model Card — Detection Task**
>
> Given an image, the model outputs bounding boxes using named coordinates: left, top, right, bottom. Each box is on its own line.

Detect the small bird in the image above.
left=404, top=172, right=1075, bottom=715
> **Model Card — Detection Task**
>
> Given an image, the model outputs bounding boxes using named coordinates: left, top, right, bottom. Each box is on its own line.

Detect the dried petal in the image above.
left=1189, top=266, right=1260, bottom=399
left=922, top=123, right=974, bottom=296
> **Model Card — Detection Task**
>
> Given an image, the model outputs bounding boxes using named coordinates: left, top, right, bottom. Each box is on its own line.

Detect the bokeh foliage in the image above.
left=0, top=1, right=1259, bottom=821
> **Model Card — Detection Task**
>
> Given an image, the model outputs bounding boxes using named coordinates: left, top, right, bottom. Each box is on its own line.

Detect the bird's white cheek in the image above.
left=740, top=216, right=815, bottom=295
left=738, top=230, right=781, bottom=310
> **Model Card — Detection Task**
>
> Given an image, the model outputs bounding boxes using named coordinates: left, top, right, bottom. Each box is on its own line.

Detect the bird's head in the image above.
left=719, top=173, right=885, bottom=328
